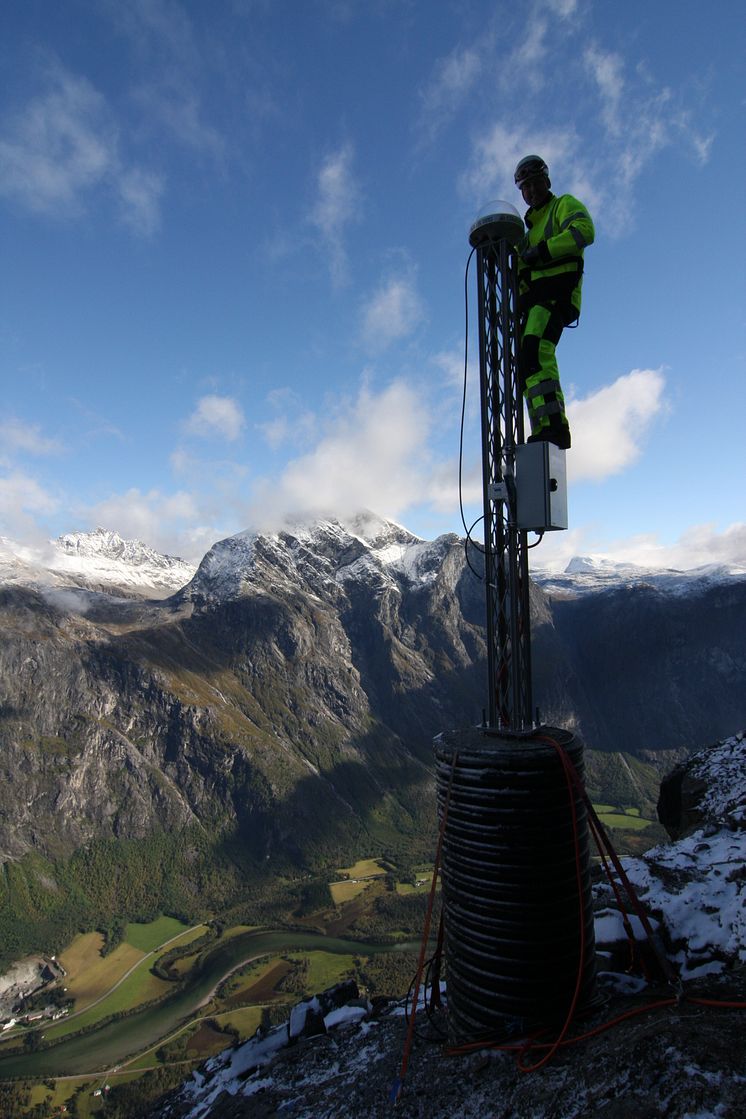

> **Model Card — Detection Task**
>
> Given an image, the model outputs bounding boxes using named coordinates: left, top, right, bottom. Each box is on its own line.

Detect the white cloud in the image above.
left=110, top=0, right=198, bottom=67
left=0, top=470, right=59, bottom=543
left=501, top=0, right=581, bottom=92
left=460, top=122, right=596, bottom=211
left=0, top=472, right=58, bottom=516
left=255, top=388, right=318, bottom=452
left=0, top=63, right=164, bottom=235
left=533, top=521, right=746, bottom=574
left=309, top=144, right=361, bottom=285
left=361, top=273, right=425, bottom=350
left=422, top=368, right=667, bottom=522
left=511, top=16, right=550, bottom=76
left=251, top=380, right=432, bottom=527
left=662, top=523, right=746, bottom=570
left=184, top=395, right=246, bottom=441
left=88, top=486, right=217, bottom=560
left=0, top=68, right=117, bottom=215
left=544, top=0, right=579, bottom=14
left=462, top=10, right=714, bottom=236
left=118, top=166, right=165, bottom=236
left=132, top=82, right=224, bottom=159
left=418, top=46, right=482, bottom=142
left=581, top=43, right=714, bottom=230
left=106, top=0, right=226, bottom=158
left=431, top=350, right=467, bottom=391
left=0, top=419, right=63, bottom=459
left=584, top=44, right=624, bottom=135
left=567, top=368, right=666, bottom=482
left=0, top=421, right=63, bottom=542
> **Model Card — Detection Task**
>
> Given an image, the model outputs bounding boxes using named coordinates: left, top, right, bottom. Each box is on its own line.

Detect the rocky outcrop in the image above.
left=657, top=731, right=746, bottom=839
left=619, top=732, right=746, bottom=978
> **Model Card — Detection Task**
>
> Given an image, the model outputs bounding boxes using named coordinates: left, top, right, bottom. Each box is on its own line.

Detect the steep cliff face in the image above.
left=0, top=519, right=486, bottom=873
left=0, top=516, right=744, bottom=942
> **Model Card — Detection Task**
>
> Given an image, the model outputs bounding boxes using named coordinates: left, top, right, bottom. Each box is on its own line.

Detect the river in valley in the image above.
left=0, top=929, right=405, bottom=1078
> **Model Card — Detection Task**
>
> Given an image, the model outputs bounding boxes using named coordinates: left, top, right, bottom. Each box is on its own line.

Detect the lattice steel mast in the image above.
left=469, top=204, right=533, bottom=732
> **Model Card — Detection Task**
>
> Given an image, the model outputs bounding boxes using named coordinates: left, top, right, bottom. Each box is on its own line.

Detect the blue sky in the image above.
left=1, top=0, right=744, bottom=570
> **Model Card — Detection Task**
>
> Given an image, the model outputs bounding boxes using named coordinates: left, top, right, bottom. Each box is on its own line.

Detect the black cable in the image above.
left=423, top=956, right=448, bottom=1040
left=463, top=514, right=485, bottom=581
left=459, top=246, right=488, bottom=584
left=458, top=248, right=479, bottom=544
left=527, top=531, right=545, bottom=549
left=404, top=954, right=447, bottom=1043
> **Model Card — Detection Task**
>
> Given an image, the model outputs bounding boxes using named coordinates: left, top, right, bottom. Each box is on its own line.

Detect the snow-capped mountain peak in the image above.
left=182, top=513, right=459, bottom=605
left=56, top=527, right=181, bottom=568
left=50, top=528, right=196, bottom=593
left=0, top=529, right=196, bottom=599
left=534, top=554, right=746, bottom=596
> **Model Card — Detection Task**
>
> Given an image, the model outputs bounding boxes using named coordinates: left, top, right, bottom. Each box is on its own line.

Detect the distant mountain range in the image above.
left=0, top=515, right=744, bottom=959
left=2, top=522, right=743, bottom=600
left=534, top=552, right=746, bottom=596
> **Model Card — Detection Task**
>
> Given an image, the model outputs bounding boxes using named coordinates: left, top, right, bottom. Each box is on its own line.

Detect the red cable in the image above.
left=409, top=736, right=746, bottom=1090
left=393, top=751, right=458, bottom=1104
left=688, top=997, right=746, bottom=1009
left=446, top=998, right=677, bottom=1056
left=445, top=991, right=746, bottom=1060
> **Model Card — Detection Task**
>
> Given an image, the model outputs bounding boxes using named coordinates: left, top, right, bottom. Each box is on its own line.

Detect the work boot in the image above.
left=527, top=423, right=571, bottom=450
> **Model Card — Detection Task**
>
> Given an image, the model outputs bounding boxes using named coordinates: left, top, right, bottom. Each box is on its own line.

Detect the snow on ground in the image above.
left=534, top=555, right=746, bottom=596
left=608, top=734, right=746, bottom=979
left=686, top=733, right=746, bottom=822
left=0, top=529, right=196, bottom=596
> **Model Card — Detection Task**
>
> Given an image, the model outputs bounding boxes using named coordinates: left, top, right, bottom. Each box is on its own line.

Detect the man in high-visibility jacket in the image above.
left=515, top=155, right=594, bottom=449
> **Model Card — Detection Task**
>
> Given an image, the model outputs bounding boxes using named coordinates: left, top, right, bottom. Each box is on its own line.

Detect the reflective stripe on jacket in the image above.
left=518, top=193, right=594, bottom=321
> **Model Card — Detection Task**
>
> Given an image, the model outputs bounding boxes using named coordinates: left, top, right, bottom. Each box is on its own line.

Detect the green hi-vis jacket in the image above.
left=518, top=192, right=595, bottom=323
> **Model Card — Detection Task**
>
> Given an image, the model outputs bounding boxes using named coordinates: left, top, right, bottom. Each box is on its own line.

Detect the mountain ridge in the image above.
left=0, top=527, right=196, bottom=598
left=3, top=517, right=746, bottom=603
left=0, top=513, right=744, bottom=963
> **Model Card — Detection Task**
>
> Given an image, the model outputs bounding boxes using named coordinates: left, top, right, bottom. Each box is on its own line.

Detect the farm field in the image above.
left=169, top=951, right=202, bottom=977
left=336, top=858, right=388, bottom=879
left=48, top=962, right=174, bottom=1040
left=594, top=804, right=654, bottom=831
left=58, top=932, right=144, bottom=1009
left=56, top=918, right=204, bottom=1015
left=215, top=1004, right=264, bottom=1036
left=596, top=811, right=652, bottom=831
left=219, top=924, right=259, bottom=940
left=0, top=860, right=426, bottom=1114
left=28, top=1078, right=104, bottom=1118
left=396, top=864, right=435, bottom=895
left=329, top=878, right=374, bottom=904
left=219, top=957, right=293, bottom=1007
left=283, top=950, right=357, bottom=993
left=0, top=927, right=401, bottom=1084
left=125, top=917, right=202, bottom=953
left=37, top=918, right=200, bottom=1042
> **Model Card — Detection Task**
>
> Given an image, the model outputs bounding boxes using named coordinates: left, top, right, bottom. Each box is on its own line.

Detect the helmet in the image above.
left=514, top=155, right=549, bottom=186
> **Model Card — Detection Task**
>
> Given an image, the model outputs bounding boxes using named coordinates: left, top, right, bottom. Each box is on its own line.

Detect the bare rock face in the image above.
left=0, top=519, right=487, bottom=871
left=1, top=515, right=746, bottom=954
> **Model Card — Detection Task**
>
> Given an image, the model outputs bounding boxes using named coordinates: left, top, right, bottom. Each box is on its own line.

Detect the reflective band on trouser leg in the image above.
left=521, top=304, right=569, bottom=435
left=524, top=341, right=561, bottom=434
